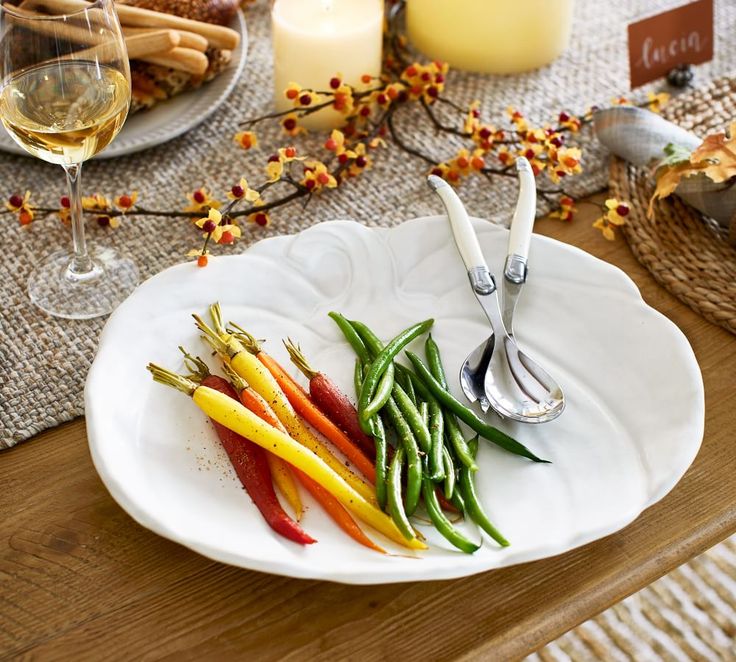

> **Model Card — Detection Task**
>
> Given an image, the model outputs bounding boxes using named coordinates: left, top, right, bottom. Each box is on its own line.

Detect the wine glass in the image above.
left=0, top=0, right=138, bottom=319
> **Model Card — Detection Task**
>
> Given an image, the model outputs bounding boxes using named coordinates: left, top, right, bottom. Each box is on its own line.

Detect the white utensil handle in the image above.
left=427, top=175, right=487, bottom=271
left=508, top=157, right=536, bottom=261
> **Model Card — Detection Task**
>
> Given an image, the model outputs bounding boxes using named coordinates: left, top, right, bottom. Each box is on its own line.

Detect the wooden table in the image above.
left=3, top=199, right=736, bottom=660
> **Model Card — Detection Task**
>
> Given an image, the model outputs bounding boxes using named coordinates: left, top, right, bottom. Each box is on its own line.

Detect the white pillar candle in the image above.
left=272, top=0, right=384, bottom=130
left=406, top=0, right=574, bottom=74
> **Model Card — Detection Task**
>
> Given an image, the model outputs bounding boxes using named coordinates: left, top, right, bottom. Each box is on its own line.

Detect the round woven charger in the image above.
left=608, top=77, right=736, bottom=336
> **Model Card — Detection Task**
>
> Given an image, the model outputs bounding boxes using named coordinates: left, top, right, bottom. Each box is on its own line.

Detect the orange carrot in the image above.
left=255, top=352, right=377, bottom=483
left=231, top=371, right=384, bottom=554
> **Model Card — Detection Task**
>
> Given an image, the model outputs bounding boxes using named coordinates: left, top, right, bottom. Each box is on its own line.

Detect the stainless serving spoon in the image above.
left=428, top=163, right=564, bottom=423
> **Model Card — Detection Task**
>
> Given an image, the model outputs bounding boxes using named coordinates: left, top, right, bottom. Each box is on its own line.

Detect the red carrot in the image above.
left=285, top=340, right=376, bottom=460
left=201, top=375, right=316, bottom=545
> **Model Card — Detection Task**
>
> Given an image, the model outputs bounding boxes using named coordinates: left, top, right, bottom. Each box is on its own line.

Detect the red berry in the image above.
left=268, top=154, right=281, bottom=163
left=377, top=93, right=387, bottom=105
left=426, top=86, right=439, bottom=98
left=325, top=138, right=338, bottom=151
left=435, top=74, right=444, bottom=84
left=430, top=167, right=443, bottom=177
left=283, top=118, right=297, bottom=131
left=558, top=111, right=570, bottom=123
left=616, top=204, right=630, bottom=216
left=338, top=153, right=349, bottom=164
left=193, top=190, right=205, bottom=204
left=299, top=93, right=312, bottom=106
left=398, top=91, right=409, bottom=103
left=317, top=172, right=330, bottom=185
left=472, top=108, right=480, bottom=118
left=284, top=146, right=297, bottom=158
left=550, top=137, right=563, bottom=147
left=524, top=148, right=535, bottom=159
left=60, top=196, right=71, bottom=208
left=231, top=185, right=244, bottom=198
left=421, top=72, right=431, bottom=82
left=406, top=65, right=417, bottom=77
left=479, top=127, right=491, bottom=140
left=202, top=219, right=217, bottom=233
left=97, top=216, right=110, bottom=227
left=556, top=170, right=567, bottom=178
left=360, top=106, right=371, bottom=117
left=197, top=255, right=208, bottom=268
left=118, top=194, right=132, bottom=208
left=254, top=212, right=268, bottom=226
left=355, top=155, right=367, bottom=168
left=286, top=88, right=298, bottom=100
left=561, top=196, right=574, bottom=206
left=220, top=230, right=234, bottom=244
left=532, top=164, right=541, bottom=176
left=499, top=152, right=510, bottom=164
left=329, top=77, right=341, bottom=89
left=305, top=179, right=316, bottom=190
left=8, top=194, right=22, bottom=208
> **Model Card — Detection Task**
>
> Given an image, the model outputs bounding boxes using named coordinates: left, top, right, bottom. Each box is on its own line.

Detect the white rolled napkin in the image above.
left=594, top=106, right=735, bottom=229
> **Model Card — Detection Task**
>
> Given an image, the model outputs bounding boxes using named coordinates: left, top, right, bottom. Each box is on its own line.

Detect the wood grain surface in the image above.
left=2, top=198, right=735, bottom=661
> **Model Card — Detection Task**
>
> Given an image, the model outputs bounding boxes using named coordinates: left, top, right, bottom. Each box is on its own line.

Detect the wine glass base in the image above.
left=28, top=246, right=139, bottom=320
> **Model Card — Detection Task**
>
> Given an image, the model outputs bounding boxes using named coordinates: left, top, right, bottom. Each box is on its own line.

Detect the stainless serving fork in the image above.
left=428, top=159, right=564, bottom=423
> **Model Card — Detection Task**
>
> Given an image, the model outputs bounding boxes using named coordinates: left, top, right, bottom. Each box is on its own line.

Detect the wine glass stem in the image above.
left=63, top=162, right=93, bottom=276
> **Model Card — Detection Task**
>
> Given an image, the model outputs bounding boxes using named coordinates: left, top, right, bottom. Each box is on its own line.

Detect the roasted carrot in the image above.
left=255, top=349, right=377, bottom=483
left=194, top=307, right=377, bottom=505
left=285, top=339, right=376, bottom=460
left=233, top=380, right=385, bottom=554
left=181, top=349, right=304, bottom=519
left=222, top=363, right=303, bottom=520
left=200, top=374, right=315, bottom=545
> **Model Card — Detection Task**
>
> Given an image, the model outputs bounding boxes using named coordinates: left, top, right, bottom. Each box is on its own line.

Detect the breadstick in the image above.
left=140, top=47, right=209, bottom=76
left=24, top=0, right=240, bottom=50
left=63, top=29, right=179, bottom=61
left=123, top=26, right=208, bottom=53
left=7, top=4, right=106, bottom=45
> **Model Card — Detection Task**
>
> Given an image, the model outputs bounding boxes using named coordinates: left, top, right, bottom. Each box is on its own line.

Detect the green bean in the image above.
left=392, top=382, right=431, bottom=455
left=442, top=445, right=455, bottom=499
left=418, top=401, right=429, bottom=426
left=444, top=411, right=478, bottom=471
left=355, top=318, right=433, bottom=423
left=428, top=400, right=445, bottom=481
left=354, top=358, right=364, bottom=400
left=405, top=351, right=549, bottom=464
left=359, top=362, right=395, bottom=433
left=424, top=335, right=478, bottom=471
left=387, top=448, right=414, bottom=541
left=422, top=464, right=479, bottom=554
left=458, top=437, right=509, bottom=547
left=351, top=319, right=383, bottom=357
left=384, top=397, right=422, bottom=516
left=372, top=415, right=389, bottom=510
left=451, top=488, right=466, bottom=514
left=328, top=311, right=371, bottom=364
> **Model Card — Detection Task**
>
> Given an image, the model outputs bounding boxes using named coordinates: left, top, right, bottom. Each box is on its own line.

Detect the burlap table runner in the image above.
left=2, top=0, right=736, bottom=447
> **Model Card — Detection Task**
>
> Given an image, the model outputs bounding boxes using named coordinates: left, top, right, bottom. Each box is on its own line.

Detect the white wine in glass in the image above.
left=0, top=0, right=138, bottom=319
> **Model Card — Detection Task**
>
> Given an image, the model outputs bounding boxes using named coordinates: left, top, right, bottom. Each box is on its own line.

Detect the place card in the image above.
left=628, top=0, right=713, bottom=88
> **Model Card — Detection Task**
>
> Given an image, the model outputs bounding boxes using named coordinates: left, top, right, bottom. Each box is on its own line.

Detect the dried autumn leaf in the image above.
left=648, top=161, right=707, bottom=218
left=689, top=121, right=736, bottom=183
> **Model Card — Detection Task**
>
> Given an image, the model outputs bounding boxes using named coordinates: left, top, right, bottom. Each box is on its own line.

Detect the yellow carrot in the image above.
left=194, top=307, right=377, bottom=506
left=147, top=364, right=426, bottom=551
left=266, top=455, right=302, bottom=520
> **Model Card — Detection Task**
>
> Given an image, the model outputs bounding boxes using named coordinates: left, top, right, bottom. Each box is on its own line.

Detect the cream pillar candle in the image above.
left=272, top=0, right=383, bottom=130
left=406, top=0, right=574, bottom=74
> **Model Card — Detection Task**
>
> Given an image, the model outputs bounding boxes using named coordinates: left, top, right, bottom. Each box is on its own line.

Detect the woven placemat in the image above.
left=609, top=78, right=736, bottom=336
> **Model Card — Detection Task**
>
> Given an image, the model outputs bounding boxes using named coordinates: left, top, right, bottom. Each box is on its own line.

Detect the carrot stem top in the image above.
left=227, top=321, right=262, bottom=355
left=147, top=363, right=197, bottom=395
left=179, top=346, right=210, bottom=383
left=283, top=338, right=319, bottom=381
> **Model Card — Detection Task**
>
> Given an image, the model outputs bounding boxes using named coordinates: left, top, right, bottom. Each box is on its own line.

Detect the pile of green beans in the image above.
left=328, top=312, right=545, bottom=553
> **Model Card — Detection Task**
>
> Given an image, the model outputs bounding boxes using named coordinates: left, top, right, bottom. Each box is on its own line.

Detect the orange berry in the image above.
left=456, top=156, right=469, bottom=169
left=19, top=209, right=32, bottom=225
left=197, top=255, right=208, bottom=267
left=286, top=88, right=298, bottom=100
left=220, top=230, right=234, bottom=244
left=284, top=146, right=297, bottom=158
left=471, top=156, right=485, bottom=170
left=317, top=172, right=330, bottom=185
left=325, top=138, right=338, bottom=151
left=118, top=194, right=132, bottom=208
left=361, top=74, right=372, bottom=84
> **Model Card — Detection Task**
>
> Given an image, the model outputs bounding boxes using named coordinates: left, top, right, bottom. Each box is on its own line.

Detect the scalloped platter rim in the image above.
left=85, top=216, right=704, bottom=584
